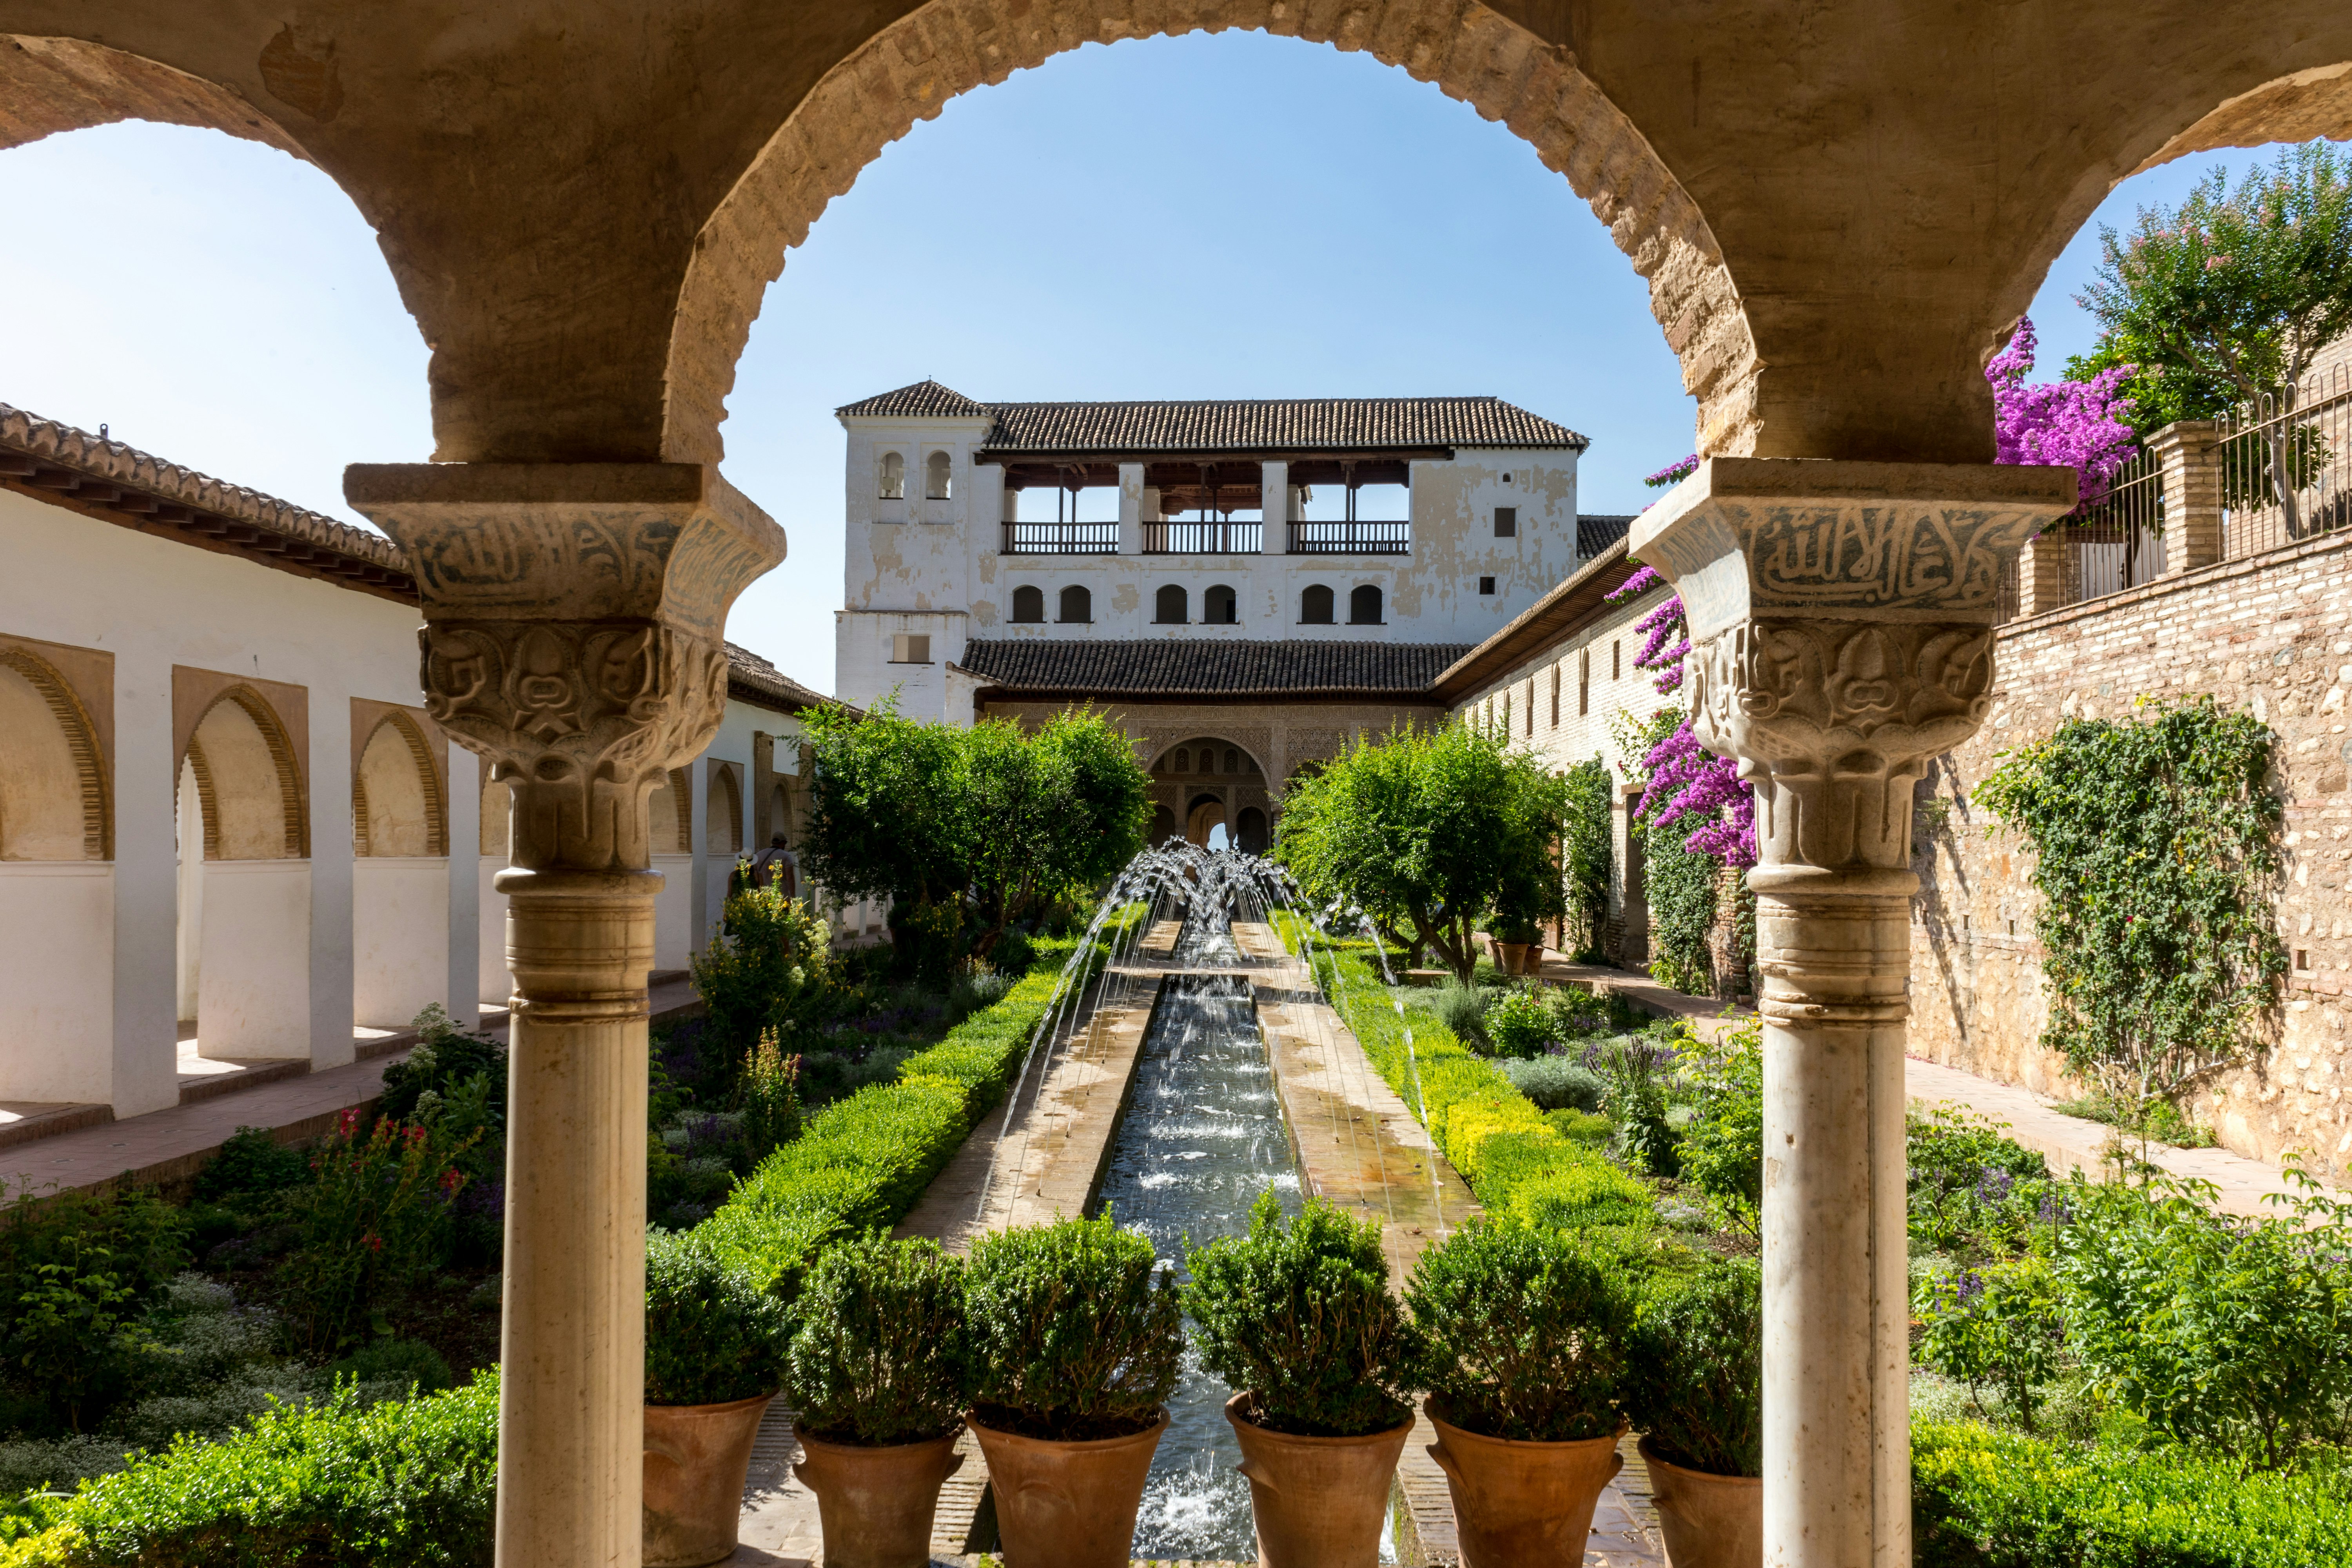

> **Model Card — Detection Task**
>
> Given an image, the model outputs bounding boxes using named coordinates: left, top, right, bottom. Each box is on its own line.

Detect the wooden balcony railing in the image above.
left=1287, top=519, right=1410, bottom=555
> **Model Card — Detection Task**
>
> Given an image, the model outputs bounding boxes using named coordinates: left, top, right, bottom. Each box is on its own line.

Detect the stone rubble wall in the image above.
left=1913, top=530, right=2352, bottom=1174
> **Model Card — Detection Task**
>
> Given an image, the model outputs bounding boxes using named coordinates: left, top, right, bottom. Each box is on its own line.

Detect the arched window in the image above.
left=1174, top=747, right=1192, bottom=773
left=1224, top=748, right=1240, bottom=774
left=1058, top=585, right=1092, bottom=624
left=877, top=450, right=904, bottom=499
left=1010, top=585, right=1045, bottom=623
left=1203, top=584, right=1238, bottom=624
left=1300, top=584, right=1334, bottom=624
left=926, top=450, right=953, bottom=500
left=1155, top=584, right=1188, bottom=624
left=1348, top=584, right=1384, bottom=625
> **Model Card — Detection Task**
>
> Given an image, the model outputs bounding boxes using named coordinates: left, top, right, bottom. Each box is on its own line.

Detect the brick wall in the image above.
left=1913, top=530, right=2352, bottom=1174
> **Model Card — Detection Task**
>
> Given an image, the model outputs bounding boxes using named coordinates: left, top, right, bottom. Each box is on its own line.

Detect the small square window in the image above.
left=2296, top=949, right=2314, bottom=972
left=1494, top=506, right=1517, bottom=538
left=890, top=633, right=932, bottom=664
left=1478, top=576, right=1496, bottom=595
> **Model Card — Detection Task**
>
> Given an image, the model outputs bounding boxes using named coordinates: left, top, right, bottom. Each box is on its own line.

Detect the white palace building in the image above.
left=832, top=380, right=1629, bottom=848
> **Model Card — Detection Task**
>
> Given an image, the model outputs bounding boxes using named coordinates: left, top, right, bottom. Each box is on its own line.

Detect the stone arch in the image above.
left=707, top=764, right=743, bottom=855
left=1992, top=65, right=2352, bottom=387
left=1149, top=735, right=1268, bottom=778
left=1185, top=792, right=1227, bottom=846
left=353, top=710, right=447, bottom=858
left=662, top=0, right=1755, bottom=463
left=1236, top=805, right=1269, bottom=855
left=0, top=645, right=109, bottom=860
left=652, top=767, right=691, bottom=853
left=1150, top=802, right=1177, bottom=844
left=181, top=686, right=305, bottom=859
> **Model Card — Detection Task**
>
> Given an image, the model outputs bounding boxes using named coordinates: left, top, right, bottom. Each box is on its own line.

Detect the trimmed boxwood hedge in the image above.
left=1273, top=917, right=1648, bottom=1230
left=1913, top=1420, right=2352, bottom=1568
left=0, top=1374, right=498, bottom=1568
left=699, top=922, right=1127, bottom=1291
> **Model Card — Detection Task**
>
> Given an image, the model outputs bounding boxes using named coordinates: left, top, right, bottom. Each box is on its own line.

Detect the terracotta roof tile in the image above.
left=835, top=380, right=990, bottom=419
left=835, top=388, right=1588, bottom=456
left=959, top=639, right=1471, bottom=698
left=1577, top=513, right=1636, bottom=557
left=725, top=642, right=848, bottom=716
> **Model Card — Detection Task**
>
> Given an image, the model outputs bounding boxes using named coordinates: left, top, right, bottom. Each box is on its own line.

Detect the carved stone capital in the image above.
left=346, top=463, right=786, bottom=873
left=1631, top=458, right=2076, bottom=880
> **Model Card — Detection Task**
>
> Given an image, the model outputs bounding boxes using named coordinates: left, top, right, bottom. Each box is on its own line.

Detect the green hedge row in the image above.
left=1272, top=918, right=1648, bottom=1229
left=697, top=922, right=1127, bottom=1290
left=0, top=1375, right=498, bottom=1568
left=1913, top=1420, right=2352, bottom=1568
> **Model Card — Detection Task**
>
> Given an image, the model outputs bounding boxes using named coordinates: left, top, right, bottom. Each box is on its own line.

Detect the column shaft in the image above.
left=497, top=869, right=653, bottom=1565
left=2149, top=419, right=2223, bottom=575
left=1755, top=871, right=1912, bottom=1568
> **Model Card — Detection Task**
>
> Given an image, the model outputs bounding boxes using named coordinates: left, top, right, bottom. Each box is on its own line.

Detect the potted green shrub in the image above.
left=1406, top=1220, right=1634, bottom=1568
left=1185, top=1192, right=1422, bottom=1568
left=642, top=1229, right=790, bottom=1568
left=783, top=1234, right=974, bottom=1568
left=963, top=1213, right=1183, bottom=1568
left=1621, top=1257, right=1764, bottom=1568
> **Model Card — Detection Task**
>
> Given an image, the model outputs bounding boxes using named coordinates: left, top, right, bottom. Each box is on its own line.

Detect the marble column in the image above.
left=1629, top=458, right=2074, bottom=1568
left=347, top=461, right=785, bottom=1568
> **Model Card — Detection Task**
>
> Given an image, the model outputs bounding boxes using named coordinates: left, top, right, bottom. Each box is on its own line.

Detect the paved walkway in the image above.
left=0, top=976, right=701, bottom=1199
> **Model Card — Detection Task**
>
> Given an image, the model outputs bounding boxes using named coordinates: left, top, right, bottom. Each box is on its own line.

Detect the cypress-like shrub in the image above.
left=1184, top=1192, right=1422, bottom=1438
left=644, top=1230, right=788, bottom=1406
left=964, top=1214, right=1182, bottom=1441
left=1407, top=1220, right=1632, bottom=1442
left=784, top=1235, right=973, bottom=1446
left=1621, top=1256, right=1762, bottom=1477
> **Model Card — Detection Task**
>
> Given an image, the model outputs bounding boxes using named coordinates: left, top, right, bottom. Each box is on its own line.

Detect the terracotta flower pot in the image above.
left=1638, top=1436, right=1762, bottom=1568
left=791, top=1424, right=965, bottom=1568
left=1226, top=1392, right=1412, bottom=1568
left=1425, top=1399, right=1625, bottom=1568
left=642, top=1392, right=776, bottom=1568
left=967, top=1406, right=1169, bottom=1568
left=1497, top=941, right=1532, bottom=975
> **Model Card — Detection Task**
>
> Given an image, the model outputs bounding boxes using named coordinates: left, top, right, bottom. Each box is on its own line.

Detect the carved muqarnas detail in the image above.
left=418, top=620, right=729, bottom=871
left=1691, top=619, right=1994, bottom=872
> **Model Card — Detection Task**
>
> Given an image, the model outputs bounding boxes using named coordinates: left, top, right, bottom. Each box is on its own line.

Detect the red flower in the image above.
left=362, top=1232, right=385, bottom=1254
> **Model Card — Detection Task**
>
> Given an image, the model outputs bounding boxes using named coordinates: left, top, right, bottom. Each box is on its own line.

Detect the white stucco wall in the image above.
left=352, top=857, right=451, bottom=1029
left=0, top=862, right=114, bottom=1102
left=198, top=859, right=311, bottom=1058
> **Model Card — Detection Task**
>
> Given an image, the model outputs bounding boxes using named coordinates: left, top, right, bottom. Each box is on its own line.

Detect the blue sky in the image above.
left=0, top=29, right=2293, bottom=692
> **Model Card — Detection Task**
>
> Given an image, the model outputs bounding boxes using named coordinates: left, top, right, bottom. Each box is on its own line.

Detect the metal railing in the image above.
left=1001, top=520, right=1118, bottom=555
left=2219, top=364, right=2352, bottom=560
left=1287, top=519, right=1410, bottom=555
left=1993, top=446, right=2167, bottom=624
left=1143, top=520, right=1262, bottom=554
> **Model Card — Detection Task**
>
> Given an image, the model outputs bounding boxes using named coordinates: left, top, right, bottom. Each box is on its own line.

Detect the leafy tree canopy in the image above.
left=1274, top=721, right=1568, bottom=982
left=2074, top=141, right=2352, bottom=430
left=798, top=700, right=1150, bottom=971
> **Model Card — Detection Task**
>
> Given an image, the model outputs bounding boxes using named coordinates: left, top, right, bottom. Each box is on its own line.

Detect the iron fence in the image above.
left=2219, top=364, right=2352, bottom=560
left=1993, top=446, right=2167, bottom=624
left=1001, top=520, right=1118, bottom=555
left=1287, top=519, right=1411, bottom=555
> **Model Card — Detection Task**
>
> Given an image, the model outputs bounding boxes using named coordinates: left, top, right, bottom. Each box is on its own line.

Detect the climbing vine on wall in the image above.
left=1561, top=757, right=1614, bottom=961
left=1975, top=695, right=2286, bottom=1142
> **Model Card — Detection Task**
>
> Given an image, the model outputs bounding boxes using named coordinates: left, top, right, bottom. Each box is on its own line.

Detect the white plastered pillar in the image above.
left=687, top=753, right=712, bottom=958
left=310, top=697, right=356, bottom=1069
left=1118, top=462, right=1144, bottom=555
left=351, top=461, right=784, bottom=1568
left=1629, top=458, right=2074, bottom=1568
left=1261, top=459, right=1289, bottom=555
left=445, top=734, right=481, bottom=1033
left=112, top=654, right=178, bottom=1116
